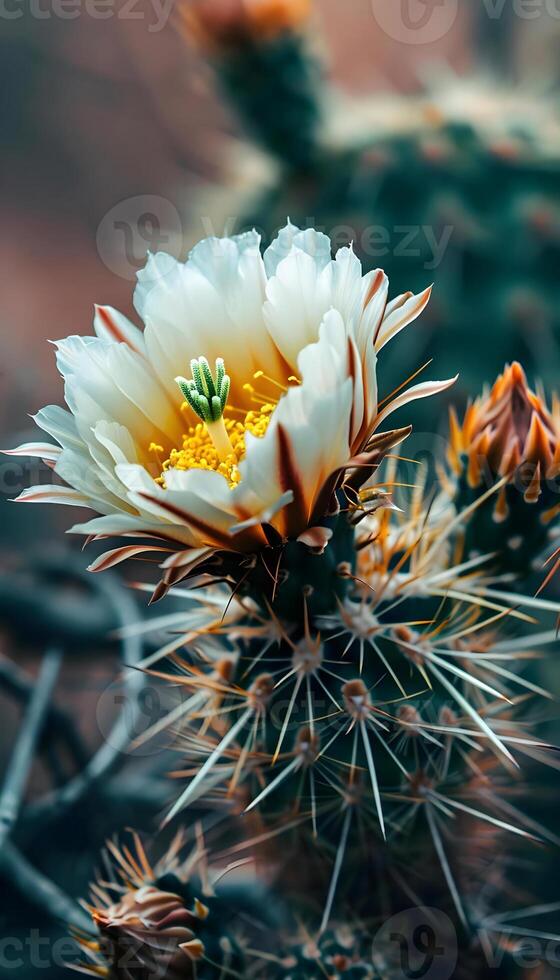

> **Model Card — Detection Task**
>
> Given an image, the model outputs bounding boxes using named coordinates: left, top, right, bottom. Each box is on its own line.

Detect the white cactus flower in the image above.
left=8, top=223, right=455, bottom=587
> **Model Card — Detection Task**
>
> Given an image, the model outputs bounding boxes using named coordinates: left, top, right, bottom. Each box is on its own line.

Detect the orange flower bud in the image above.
left=448, top=362, right=560, bottom=513
left=180, top=0, right=311, bottom=50
left=449, top=364, right=560, bottom=575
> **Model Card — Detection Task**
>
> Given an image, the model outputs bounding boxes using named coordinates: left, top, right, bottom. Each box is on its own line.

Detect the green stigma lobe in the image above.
left=176, top=357, right=231, bottom=424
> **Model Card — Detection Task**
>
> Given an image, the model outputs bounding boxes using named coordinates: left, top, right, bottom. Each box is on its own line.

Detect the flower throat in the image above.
left=150, top=356, right=277, bottom=488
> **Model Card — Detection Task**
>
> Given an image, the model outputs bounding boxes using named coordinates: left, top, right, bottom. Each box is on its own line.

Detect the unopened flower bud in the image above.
left=93, top=885, right=203, bottom=979
left=448, top=363, right=560, bottom=576
left=179, top=0, right=311, bottom=50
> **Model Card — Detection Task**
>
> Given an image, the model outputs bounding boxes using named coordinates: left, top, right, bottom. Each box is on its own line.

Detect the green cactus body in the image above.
left=216, top=32, right=322, bottom=171
left=154, top=465, right=557, bottom=950
left=273, top=928, right=377, bottom=979
left=239, top=504, right=358, bottom=620
left=453, top=469, right=558, bottom=576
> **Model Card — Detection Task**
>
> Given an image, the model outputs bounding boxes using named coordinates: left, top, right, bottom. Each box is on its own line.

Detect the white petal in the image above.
left=305, top=308, right=369, bottom=449
left=188, top=229, right=263, bottom=290
left=69, top=513, right=160, bottom=536
left=33, top=405, right=82, bottom=450
left=237, top=314, right=353, bottom=535
left=93, top=305, right=145, bottom=354
left=264, top=222, right=332, bottom=277
left=120, top=464, right=242, bottom=548
left=69, top=512, right=194, bottom=546
left=330, top=246, right=365, bottom=324
left=14, top=485, right=89, bottom=506
left=264, top=247, right=334, bottom=369
left=373, top=375, right=458, bottom=431
left=54, top=447, right=133, bottom=515
left=357, top=269, right=389, bottom=350
left=55, top=335, right=179, bottom=452
left=4, top=442, right=60, bottom=462
left=138, top=239, right=284, bottom=403
left=133, top=251, right=179, bottom=319
left=105, top=343, right=180, bottom=442
left=229, top=490, right=294, bottom=535
left=92, top=420, right=138, bottom=467
left=374, top=286, right=432, bottom=352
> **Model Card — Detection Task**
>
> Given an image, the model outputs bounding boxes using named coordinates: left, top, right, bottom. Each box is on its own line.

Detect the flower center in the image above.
left=157, top=407, right=274, bottom=488
left=151, top=357, right=277, bottom=488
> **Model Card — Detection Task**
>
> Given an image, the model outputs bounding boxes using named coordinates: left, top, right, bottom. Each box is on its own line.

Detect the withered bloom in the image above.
left=448, top=362, right=560, bottom=572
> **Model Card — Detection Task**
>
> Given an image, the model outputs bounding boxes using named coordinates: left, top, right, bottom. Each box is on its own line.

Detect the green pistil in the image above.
left=176, top=356, right=234, bottom=462
left=176, top=357, right=231, bottom=424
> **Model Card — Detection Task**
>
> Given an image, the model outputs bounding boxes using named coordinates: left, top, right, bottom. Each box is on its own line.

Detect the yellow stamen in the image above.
left=244, top=373, right=300, bottom=408
left=253, top=370, right=287, bottom=393
left=243, top=383, right=277, bottom=407
left=148, top=442, right=164, bottom=469
left=163, top=357, right=296, bottom=488
left=157, top=405, right=274, bottom=489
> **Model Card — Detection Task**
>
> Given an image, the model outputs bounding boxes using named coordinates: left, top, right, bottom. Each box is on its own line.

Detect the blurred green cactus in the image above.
left=243, top=83, right=560, bottom=417
left=179, top=0, right=322, bottom=169
left=190, top=9, right=560, bottom=414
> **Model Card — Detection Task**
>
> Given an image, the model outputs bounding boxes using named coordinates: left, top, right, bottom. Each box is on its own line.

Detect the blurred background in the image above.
left=1, top=1, right=560, bottom=975
left=2, top=1, right=560, bottom=540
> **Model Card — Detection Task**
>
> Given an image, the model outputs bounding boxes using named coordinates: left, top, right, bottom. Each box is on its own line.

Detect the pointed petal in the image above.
left=374, top=285, right=432, bottom=352
left=373, top=376, right=458, bottom=431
